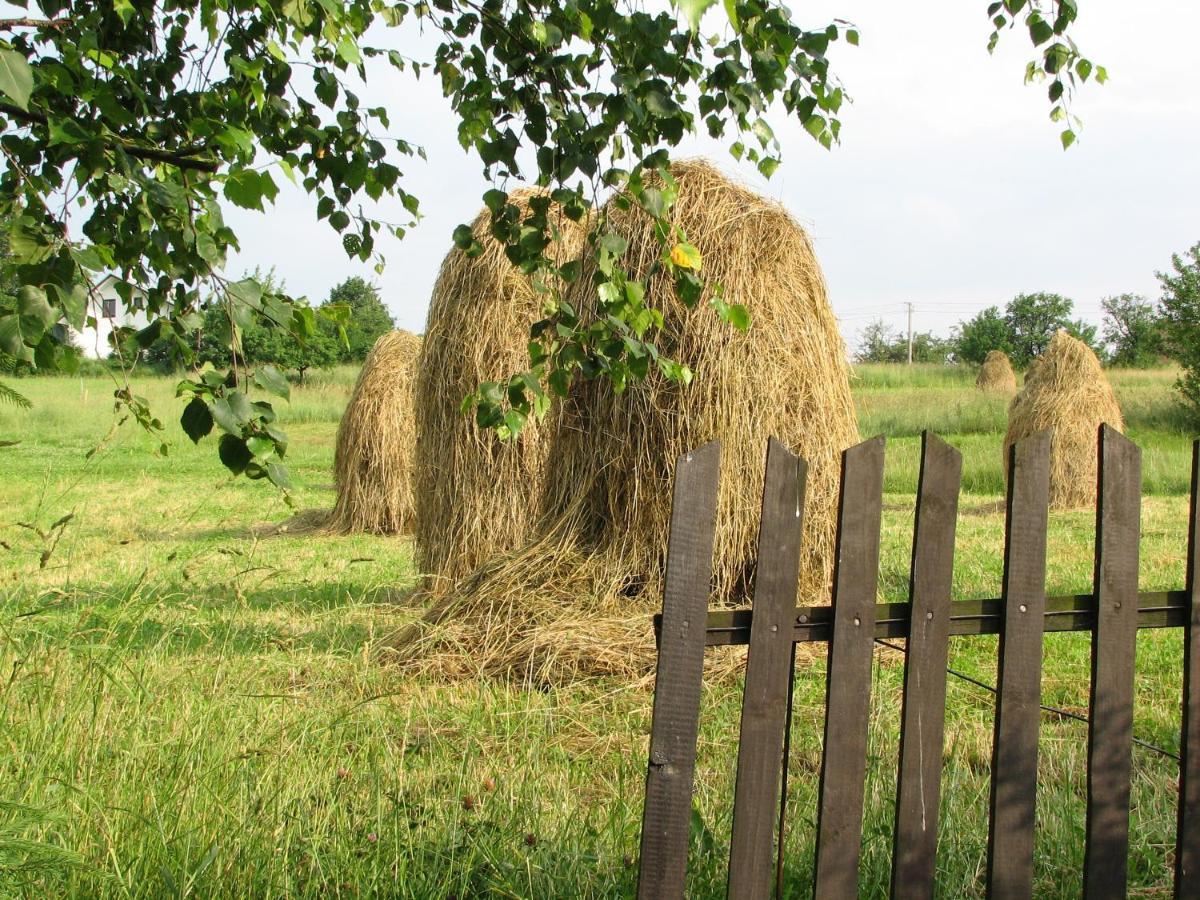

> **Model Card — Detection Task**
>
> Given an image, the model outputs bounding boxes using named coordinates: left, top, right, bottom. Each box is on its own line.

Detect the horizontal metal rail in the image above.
left=652, top=590, right=1190, bottom=647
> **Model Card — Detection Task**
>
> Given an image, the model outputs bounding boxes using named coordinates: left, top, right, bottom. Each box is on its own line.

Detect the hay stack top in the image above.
left=329, top=329, right=423, bottom=534
left=543, top=157, right=859, bottom=602
left=413, top=189, right=588, bottom=584
left=1003, top=329, right=1123, bottom=509
left=976, top=349, right=1017, bottom=395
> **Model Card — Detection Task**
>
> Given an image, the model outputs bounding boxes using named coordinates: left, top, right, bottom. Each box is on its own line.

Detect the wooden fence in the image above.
left=636, top=426, right=1200, bottom=899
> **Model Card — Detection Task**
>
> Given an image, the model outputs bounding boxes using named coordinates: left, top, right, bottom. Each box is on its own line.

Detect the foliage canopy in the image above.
left=1158, top=242, right=1200, bottom=420
left=0, top=0, right=1103, bottom=492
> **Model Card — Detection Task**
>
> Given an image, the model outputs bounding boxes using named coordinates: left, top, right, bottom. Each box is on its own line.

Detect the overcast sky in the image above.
left=225, top=0, right=1200, bottom=352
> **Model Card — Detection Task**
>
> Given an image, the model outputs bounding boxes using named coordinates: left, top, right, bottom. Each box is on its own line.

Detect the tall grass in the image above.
left=0, top=363, right=1196, bottom=896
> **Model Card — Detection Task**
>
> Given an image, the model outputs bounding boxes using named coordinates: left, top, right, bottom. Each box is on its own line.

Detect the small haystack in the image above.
left=393, top=160, right=859, bottom=682
left=328, top=330, right=423, bottom=534
left=413, top=190, right=587, bottom=585
left=976, top=350, right=1017, bottom=395
left=1003, top=329, right=1124, bottom=509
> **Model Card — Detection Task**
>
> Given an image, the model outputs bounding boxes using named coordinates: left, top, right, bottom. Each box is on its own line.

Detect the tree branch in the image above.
left=0, top=17, right=68, bottom=30
left=0, top=103, right=221, bottom=173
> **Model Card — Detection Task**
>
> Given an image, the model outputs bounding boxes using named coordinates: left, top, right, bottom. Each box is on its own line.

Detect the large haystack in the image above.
left=413, top=190, right=587, bottom=586
left=328, top=330, right=423, bottom=534
left=392, top=160, right=859, bottom=682
left=1003, top=329, right=1124, bottom=509
left=977, top=349, right=1017, bottom=395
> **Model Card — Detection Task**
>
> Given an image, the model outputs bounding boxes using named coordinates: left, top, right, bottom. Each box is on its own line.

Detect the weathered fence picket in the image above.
left=891, top=432, right=962, bottom=900
left=727, top=439, right=807, bottom=899
left=1178, top=441, right=1200, bottom=898
left=812, top=436, right=885, bottom=899
left=1083, top=426, right=1142, bottom=898
left=986, top=429, right=1052, bottom=900
left=638, top=430, right=1200, bottom=899
left=636, top=441, right=720, bottom=900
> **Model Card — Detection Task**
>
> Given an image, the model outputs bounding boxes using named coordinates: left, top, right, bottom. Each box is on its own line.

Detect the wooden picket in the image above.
left=637, top=430, right=1200, bottom=898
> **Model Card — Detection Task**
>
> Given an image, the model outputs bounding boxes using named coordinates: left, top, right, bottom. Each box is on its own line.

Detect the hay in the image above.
left=327, top=330, right=423, bottom=534
left=392, top=160, right=859, bottom=682
left=1003, top=329, right=1124, bottom=509
left=412, top=190, right=587, bottom=585
left=976, top=349, right=1017, bottom=395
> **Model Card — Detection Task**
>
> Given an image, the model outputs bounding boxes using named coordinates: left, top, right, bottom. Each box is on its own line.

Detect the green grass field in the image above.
left=1, top=364, right=1197, bottom=897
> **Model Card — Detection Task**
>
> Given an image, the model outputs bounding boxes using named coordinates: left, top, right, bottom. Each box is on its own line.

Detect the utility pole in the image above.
left=905, top=301, right=914, bottom=365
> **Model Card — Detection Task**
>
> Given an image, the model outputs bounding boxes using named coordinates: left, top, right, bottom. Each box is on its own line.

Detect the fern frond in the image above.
left=0, top=381, right=30, bottom=409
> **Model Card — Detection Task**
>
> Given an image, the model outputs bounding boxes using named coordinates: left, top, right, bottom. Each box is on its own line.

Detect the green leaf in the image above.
left=17, top=286, right=57, bottom=341
left=180, top=397, right=214, bottom=443
left=676, top=0, right=717, bottom=31
left=217, top=434, right=253, bottom=475
left=726, top=303, right=750, bottom=331
left=226, top=278, right=263, bottom=311
left=0, top=315, right=33, bottom=362
left=1060, top=128, right=1076, bottom=150
left=246, top=435, right=274, bottom=457
left=8, top=218, right=53, bottom=264
left=722, top=0, right=739, bottom=31
left=598, top=232, right=629, bottom=257
left=223, top=169, right=271, bottom=211
left=266, top=462, right=293, bottom=491
left=644, top=91, right=673, bottom=117
left=195, top=232, right=221, bottom=265
left=0, top=49, right=33, bottom=110
left=47, top=117, right=92, bottom=146
left=1029, top=18, right=1054, bottom=46
left=113, top=0, right=136, bottom=25
left=752, top=118, right=775, bottom=146
left=49, top=283, right=87, bottom=330
left=336, top=35, right=362, bottom=66
left=211, top=391, right=253, bottom=435
left=282, top=0, right=313, bottom=26
left=253, top=366, right=291, bottom=401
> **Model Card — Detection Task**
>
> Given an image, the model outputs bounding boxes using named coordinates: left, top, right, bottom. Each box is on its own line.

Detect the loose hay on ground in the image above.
left=413, top=190, right=587, bottom=587
left=1003, top=329, right=1124, bottom=509
left=328, top=330, right=423, bottom=534
left=976, top=349, right=1017, bottom=395
left=391, top=160, right=858, bottom=682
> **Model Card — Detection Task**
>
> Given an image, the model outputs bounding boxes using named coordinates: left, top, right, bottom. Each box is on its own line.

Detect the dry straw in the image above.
left=976, top=349, right=1017, bottom=395
left=391, top=160, right=859, bottom=683
left=413, top=190, right=587, bottom=585
left=328, top=330, right=423, bottom=534
left=1003, top=329, right=1124, bottom=509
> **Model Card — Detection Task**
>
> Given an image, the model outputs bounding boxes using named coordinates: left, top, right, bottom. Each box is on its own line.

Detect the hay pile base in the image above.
left=392, top=160, right=858, bottom=682
left=977, top=349, right=1017, bottom=395
left=1003, top=329, right=1124, bottom=509
left=413, top=190, right=587, bottom=588
left=328, top=330, right=423, bottom=534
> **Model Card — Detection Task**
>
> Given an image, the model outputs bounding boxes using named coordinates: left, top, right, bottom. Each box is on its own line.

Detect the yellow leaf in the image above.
left=670, top=242, right=702, bottom=270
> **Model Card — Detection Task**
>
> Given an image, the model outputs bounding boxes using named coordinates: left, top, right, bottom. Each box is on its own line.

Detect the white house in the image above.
left=72, top=274, right=149, bottom=359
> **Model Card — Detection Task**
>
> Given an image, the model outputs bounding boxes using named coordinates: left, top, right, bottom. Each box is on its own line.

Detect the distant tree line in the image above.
left=854, top=243, right=1200, bottom=418
left=145, top=274, right=396, bottom=381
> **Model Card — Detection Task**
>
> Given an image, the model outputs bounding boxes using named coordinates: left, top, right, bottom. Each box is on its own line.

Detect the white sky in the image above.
left=225, top=0, right=1200, bottom=351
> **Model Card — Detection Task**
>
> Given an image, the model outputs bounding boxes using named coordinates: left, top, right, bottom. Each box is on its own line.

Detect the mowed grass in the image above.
left=0, top=363, right=1197, bottom=897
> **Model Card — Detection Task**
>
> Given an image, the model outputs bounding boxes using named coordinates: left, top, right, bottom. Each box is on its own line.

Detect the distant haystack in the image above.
left=328, top=330, right=422, bottom=534
left=976, top=350, right=1017, bottom=395
left=412, top=190, right=587, bottom=585
left=1003, top=330, right=1124, bottom=509
left=395, top=160, right=859, bottom=682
